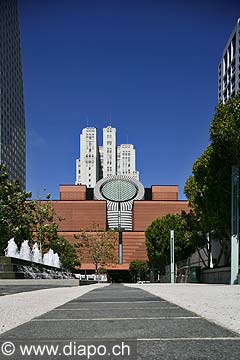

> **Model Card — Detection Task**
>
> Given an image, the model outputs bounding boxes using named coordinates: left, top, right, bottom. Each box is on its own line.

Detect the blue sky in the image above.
left=18, top=0, right=240, bottom=200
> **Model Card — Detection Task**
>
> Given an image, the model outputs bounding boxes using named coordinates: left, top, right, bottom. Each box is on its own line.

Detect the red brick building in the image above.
left=51, top=182, right=189, bottom=274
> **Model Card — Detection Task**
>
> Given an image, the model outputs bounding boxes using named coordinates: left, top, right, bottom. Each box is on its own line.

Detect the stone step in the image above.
left=0, top=271, right=25, bottom=279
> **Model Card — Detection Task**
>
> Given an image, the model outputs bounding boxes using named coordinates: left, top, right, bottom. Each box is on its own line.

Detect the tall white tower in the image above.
left=76, top=125, right=139, bottom=187
left=75, top=127, right=100, bottom=188
left=117, top=144, right=139, bottom=180
left=218, top=18, right=240, bottom=103
left=102, top=126, right=116, bottom=178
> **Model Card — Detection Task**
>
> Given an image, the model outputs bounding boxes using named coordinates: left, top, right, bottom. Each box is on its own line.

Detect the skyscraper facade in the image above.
left=0, top=0, right=26, bottom=188
left=117, top=144, right=138, bottom=178
left=75, top=127, right=99, bottom=188
left=102, top=126, right=116, bottom=178
left=75, top=126, right=139, bottom=187
left=218, top=18, right=240, bottom=103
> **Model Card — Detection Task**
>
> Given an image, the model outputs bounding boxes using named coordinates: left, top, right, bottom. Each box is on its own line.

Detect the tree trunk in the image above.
left=197, top=247, right=208, bottom=268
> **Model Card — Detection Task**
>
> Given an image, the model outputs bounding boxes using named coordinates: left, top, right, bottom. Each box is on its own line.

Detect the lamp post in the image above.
left=118, top=202, right=123, bottom=264
left=118, top=229, right=123, bottom=264
left=170, top=230, right=175, bottom=283
left=230, top=165, right=239, bottom=285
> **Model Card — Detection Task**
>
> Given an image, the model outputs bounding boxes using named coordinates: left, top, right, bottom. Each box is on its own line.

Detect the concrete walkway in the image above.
left=0, top=284, right=240, bottom=359
left=125, top=283, right=240, bottom=335
left=0, top=283, right=108, bottom=334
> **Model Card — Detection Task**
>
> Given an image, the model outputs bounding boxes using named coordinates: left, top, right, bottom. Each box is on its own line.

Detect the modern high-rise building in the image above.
left=75, top=126, right=139, bottom=187
left=0, top=0, right=26, bottom=188
left=102, top=126, right=116, bottom=178
left=218, top=18, right=240, bottom=103
left=117, top=144, right=138, bottom=178
left=75, top=127, right=99, bottom=188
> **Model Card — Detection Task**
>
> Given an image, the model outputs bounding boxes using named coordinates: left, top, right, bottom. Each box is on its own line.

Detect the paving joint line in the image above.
left=54, top=307, right=179, bottom=311
left=32, top=316, right=201, bottom=321
left=137, top=337, right=240, bottom=341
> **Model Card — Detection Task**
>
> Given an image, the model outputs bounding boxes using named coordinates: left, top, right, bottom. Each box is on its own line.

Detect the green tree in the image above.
left=181, top=210, right=214, bottom=268
left=29, top=195, right=75, bottom=267
left=74, top=224, right=118, bottom=273
left=184, top=147, right=229, bottom=266
left=184, top=92, right=240, bottom=265
left=145, top=213, right=194, bottom=269
left=129, top=260, right=149, bottom=282
left=0, top=165, right=33, bottom=254
left=50, top=236, right=80, bottom=271
left=0, top=165, right=74, bottom=269
left=211, top=93, right=240, bottom=163
left=29, top=194, right=63, bottom=251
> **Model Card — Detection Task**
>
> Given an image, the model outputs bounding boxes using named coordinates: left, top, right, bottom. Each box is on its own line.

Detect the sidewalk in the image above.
left=125, top=284, right=240, bottom=335
left=1, top=283, right=240, bottom=337
left=1, top=284, right=239, bottom=360
left=0, top=283, right=108, bottom=334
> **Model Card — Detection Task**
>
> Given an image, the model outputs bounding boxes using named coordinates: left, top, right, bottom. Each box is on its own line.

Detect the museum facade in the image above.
left=50, top=176, right=189, bottom=274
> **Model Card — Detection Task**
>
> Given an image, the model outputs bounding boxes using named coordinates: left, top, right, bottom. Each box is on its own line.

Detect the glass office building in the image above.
left=0, top=0, right=26, bottom=188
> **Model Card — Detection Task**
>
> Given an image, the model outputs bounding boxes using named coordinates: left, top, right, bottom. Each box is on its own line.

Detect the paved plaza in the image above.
left=126, top=283, right=240, bottom=335
left=0, top=283, right=240, bottom=359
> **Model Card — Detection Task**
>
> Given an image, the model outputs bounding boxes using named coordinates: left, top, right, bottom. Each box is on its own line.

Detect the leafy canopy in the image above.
left=129, top=260, right=149, bottom=282
left=74, top=224, right=118, bottom=272
left=0, top=165, right=78, bottom=271
left=145, top=213, right=194, bottom=268
left=184, top=92, right=240, bottom=265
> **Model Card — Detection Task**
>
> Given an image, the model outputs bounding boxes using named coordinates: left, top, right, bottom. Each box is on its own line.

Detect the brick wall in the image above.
left=60, top=184, right=86, bottom=200
left=122, top=232, right=147, bottom=263
left=51, top=200, right=107, bottom=231
left=49, top=184, right=189, bottom=270
left=58, top=231, right=147, bottom=270
left=152, top=185, right=178, bottom=200
left=133, top=200, right=189, bottom=231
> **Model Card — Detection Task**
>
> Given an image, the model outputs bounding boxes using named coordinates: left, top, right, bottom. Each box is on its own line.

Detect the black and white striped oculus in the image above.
left=94, top=175, right=145, bottom=202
